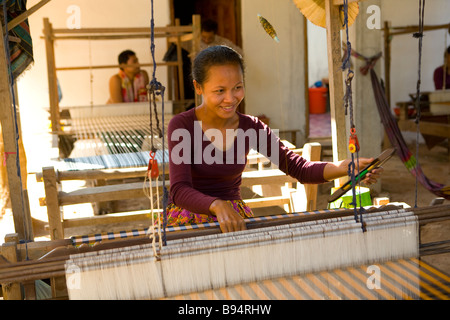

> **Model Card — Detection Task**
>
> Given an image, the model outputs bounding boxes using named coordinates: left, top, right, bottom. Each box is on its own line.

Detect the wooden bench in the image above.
left=38, top=142, right=321, bottom=240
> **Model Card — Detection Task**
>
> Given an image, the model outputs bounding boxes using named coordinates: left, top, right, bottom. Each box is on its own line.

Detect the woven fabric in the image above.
left=1, top=0, right=34, bottom=79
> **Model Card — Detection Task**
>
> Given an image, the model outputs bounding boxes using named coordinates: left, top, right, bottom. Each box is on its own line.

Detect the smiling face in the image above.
left=201, top=30, right=216, bottom=45
left=194, top=64, right=245, bottom=120
left=123, top=54, right=141, bottom=77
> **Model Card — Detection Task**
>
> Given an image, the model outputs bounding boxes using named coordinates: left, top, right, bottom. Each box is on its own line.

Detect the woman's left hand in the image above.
left=356, top=158, right=384, bottom=186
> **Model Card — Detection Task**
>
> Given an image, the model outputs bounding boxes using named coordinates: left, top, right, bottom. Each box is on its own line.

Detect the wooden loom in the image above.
left=2, top=1, right=450, bottom=301
left=1, top=204, right=450, bottom=300
left=42, top=15, right=201, bottom=158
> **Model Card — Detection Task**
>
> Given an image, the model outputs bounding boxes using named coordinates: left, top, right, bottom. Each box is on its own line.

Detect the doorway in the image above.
left=170, top=0, right=242, bottom=48
left=170, top=0, right=244, bottom=113
left=306, top=20, right=331, bottom=139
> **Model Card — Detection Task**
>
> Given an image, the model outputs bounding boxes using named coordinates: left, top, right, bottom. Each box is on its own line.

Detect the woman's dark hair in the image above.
left=192, top=45, right=245, bottom=86
left=201, top=19, right=218, bottom=33
left=118, top=50, right=136, bottom=68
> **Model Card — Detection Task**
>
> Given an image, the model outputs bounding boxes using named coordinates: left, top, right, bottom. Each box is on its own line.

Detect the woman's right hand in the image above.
left=209, top=199, right=247, bottom=233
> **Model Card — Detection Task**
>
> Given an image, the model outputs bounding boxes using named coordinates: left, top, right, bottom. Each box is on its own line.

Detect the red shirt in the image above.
left=433, top=66, right=450, bottom=90
left=168, top=108, right=328, bottom=215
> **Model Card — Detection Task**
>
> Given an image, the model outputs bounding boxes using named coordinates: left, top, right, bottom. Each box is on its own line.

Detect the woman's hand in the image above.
left=209, top=199, right=247, bottom=233
left=355, top=158, right=384, bottom=185
left=324, top=157, right=384, bottom=185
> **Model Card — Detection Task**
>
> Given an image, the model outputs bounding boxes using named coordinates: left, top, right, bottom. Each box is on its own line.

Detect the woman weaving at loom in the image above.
left=166, top=45, right=383, bottom=234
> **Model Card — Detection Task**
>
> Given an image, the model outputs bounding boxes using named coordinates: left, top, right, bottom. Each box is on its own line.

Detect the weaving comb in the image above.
left=328, top=148, right=396, bottom=203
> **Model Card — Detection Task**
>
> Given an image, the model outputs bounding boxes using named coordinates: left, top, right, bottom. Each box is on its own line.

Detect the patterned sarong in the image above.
left=156, top=200, right=254, bottom=226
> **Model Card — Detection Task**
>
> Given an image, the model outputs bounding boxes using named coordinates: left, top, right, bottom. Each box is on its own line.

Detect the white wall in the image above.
left=241, top=0, right=306, bottom=144
left=307, top=22, right=328, bottom=87
left=382, top=0, right=450, bottom=107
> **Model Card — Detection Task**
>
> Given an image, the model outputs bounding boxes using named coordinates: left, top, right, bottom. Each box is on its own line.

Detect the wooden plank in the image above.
left=16, top=239, right=71, bottom=261
left=55, top=61, right=178, bottom=71
left=398, top=120, right=450, bottom=138
left=36, top=166, right=151, bottom=182
left=0, top=22, right=28, bottom=240
left=50, top=25, right=194, bottom=35
left=42, top=167, right=64, bottom=240
left=58, top=180, right=163, bottom=206
left=302, top=142, right=321, bottom=210
left=6, top=0, right=52, bottom=30
left=39, top=170, right=299, bottom=207
left=62, top=211, right=156, bottom=229
left=1, top=235, right=22, bottom=300
left=325, top=0, right=348, bottom=187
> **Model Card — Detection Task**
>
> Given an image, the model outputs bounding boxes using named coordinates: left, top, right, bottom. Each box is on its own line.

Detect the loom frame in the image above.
left=42, top=14, right=202, bottom=139
left=2, top=203, right=450, bottom=300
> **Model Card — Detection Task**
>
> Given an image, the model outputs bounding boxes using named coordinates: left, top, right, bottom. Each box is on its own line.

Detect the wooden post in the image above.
left=325, top=0, right=348, bottom=187
left=383, top=20, right=391, bottom=108
left=302, top=142, right=322, bottom=211
left=43, top=18, right=60, bottom=136
left=0, top=22, right=29, bottom=240
left=192, top=14, right=202, bottom=107
left=1, top=234, right=22, bottom=300
left=174, top=19, right=185, bottom=101
left=42, top=166, right=64, bottom=240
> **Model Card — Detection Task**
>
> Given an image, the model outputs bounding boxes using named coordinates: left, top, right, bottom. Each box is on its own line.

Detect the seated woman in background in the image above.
left=107, top=50, right=149, bottom=103
left=433, top=46, right=450, bottom=90
left=165, top=45, right=383, bottom=234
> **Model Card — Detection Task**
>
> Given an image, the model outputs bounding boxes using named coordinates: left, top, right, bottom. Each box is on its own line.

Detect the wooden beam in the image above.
left=0, top=23, right=28, bottom=240
left=1, top=236, right=22, bottom=300
left=50, top=25, right=194, bottom=35
left=42, top=167, right=64, bottom=240
left=6, top=0, right=52, bottom=30
left=55, top=61, right=178, bottom=72
left=398, top=120, right=450, bottom=139
left=43, top=18, right=60, bottom=135
left=325, top=0, right=347, bottom=186
left=192, top=15, right=202, bottom=107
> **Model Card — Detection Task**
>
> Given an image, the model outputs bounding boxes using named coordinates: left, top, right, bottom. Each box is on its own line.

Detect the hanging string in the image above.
left=412, top=0, right=425, bottom=208
left=341, top=0, right=365, bottom=231
left=146, top=0, right=168, bottom=247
